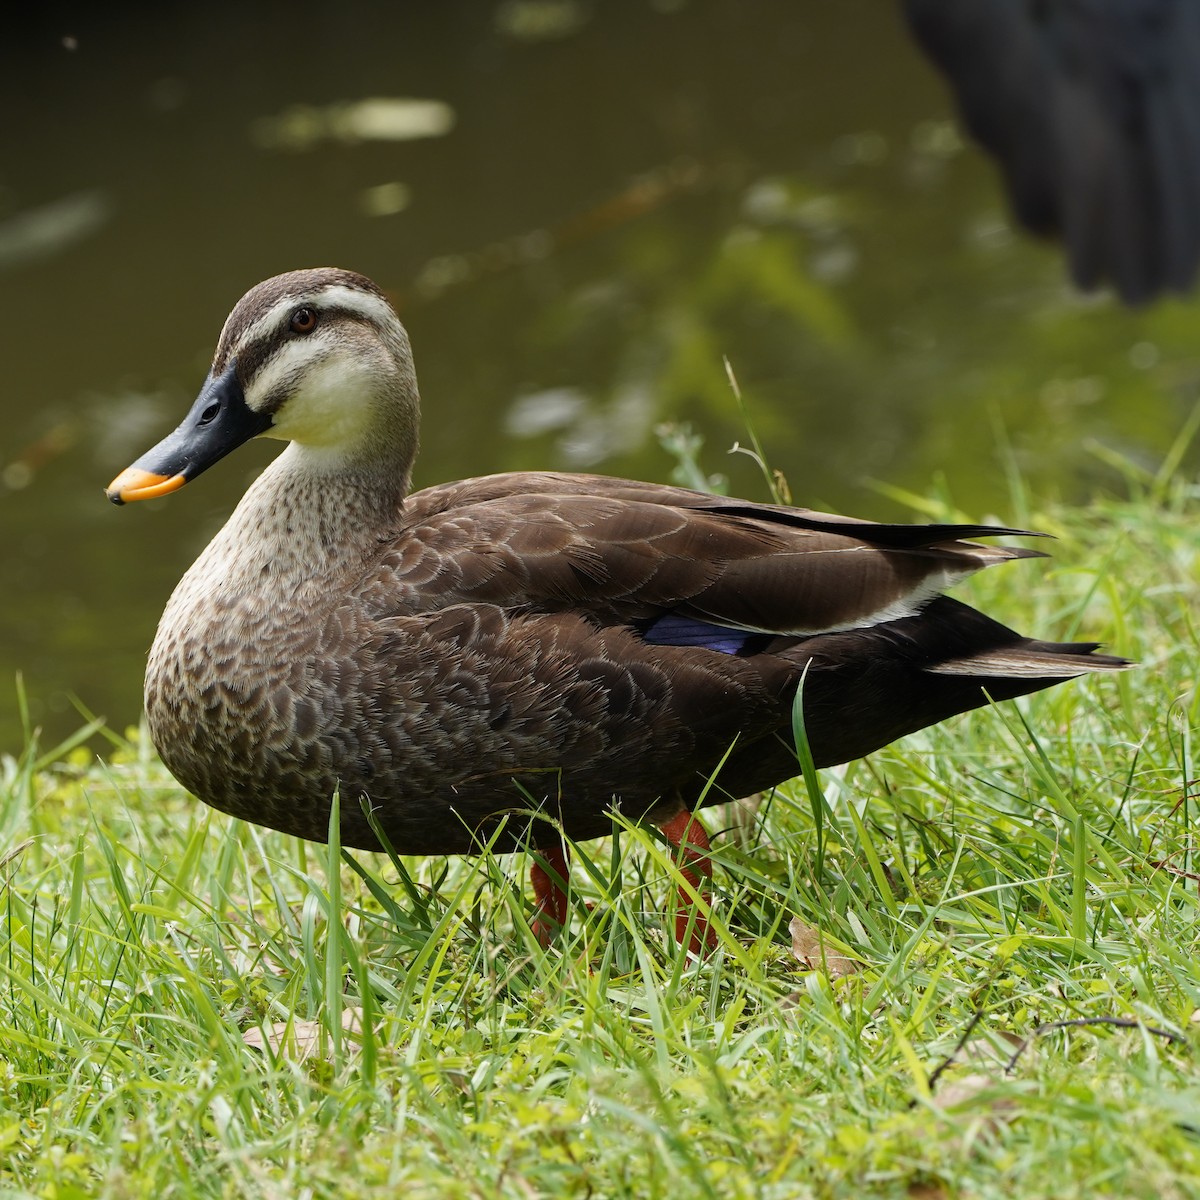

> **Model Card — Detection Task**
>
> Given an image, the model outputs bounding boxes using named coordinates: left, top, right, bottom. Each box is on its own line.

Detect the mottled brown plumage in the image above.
left=108, top=269, right=1129, bottom=939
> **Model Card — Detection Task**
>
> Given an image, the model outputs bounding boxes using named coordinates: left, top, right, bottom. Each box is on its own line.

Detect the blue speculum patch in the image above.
left=640, top=612, right=764, bottom=656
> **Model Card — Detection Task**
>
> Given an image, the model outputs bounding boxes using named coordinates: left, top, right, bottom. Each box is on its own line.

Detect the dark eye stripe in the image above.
left=229, top=306, right=371, bottom=392
left=214, top=301, right=377, bottom=377
left=209, top=270, right=390, bottom=374
left=261, top=365, right=312, bottom=415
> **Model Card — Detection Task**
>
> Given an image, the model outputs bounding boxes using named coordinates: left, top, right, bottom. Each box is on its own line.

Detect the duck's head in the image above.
left=107, top=268, right=418, bottom=504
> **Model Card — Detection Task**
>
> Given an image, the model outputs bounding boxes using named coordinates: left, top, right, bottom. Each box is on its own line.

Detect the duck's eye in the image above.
left=289, top=307, right=318, bottom=334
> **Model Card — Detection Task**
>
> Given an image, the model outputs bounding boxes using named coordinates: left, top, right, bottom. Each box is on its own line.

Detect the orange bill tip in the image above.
left=105, top=467, right=188, bottom=505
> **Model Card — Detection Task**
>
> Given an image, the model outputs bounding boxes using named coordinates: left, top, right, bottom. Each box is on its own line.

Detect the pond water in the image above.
left=2, top=0, right=1198, bottom=752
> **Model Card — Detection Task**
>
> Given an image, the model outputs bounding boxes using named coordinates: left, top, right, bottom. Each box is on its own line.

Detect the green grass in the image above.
left=2, top=480, right=1199, bottom=1199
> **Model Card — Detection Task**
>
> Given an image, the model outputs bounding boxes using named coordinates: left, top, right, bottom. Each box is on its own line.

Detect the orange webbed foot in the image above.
left=659, top=810, right=718, bottom=956
left=529, top=842, right=570, bottom=947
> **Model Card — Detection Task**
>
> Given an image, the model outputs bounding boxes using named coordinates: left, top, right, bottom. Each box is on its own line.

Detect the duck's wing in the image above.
left=406, top=470, right=1038, bottom=544
left=385, top=474, right=1041, bottom=638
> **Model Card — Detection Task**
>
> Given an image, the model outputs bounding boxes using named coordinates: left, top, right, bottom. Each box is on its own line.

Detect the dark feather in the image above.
left=904, top=0, right=1200, bottom=303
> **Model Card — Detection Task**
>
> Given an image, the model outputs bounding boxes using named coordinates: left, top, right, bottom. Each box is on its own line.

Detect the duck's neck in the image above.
left=188, top=442, right=413, bottom=598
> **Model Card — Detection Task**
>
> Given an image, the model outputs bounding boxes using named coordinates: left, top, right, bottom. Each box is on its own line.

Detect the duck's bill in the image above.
left=106, top=362, right=273, bottom=505
left=105, top=467, right=188, bottom=502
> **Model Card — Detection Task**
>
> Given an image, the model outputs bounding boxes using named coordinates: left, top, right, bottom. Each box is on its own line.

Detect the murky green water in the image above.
left=2, top=1, right=1197, bottom=751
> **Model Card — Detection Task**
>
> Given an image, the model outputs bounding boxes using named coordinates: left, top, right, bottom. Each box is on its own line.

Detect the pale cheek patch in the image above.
left=243, top=335, right=333, bottom=412
left=265, top=351, right=382, bottom=448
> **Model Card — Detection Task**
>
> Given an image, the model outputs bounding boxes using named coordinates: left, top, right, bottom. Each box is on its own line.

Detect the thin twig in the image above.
left=1003, top=1015, right=1186, bottom=1074
left=923, top=1012, right=1187, bottom=1102
left=923, top=1010, right=985, bottom=1096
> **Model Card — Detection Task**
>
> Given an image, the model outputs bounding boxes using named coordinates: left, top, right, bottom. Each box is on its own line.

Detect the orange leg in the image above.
left=530, top=842, right=571, bottom=946
left=659, top=810, right=718, bottom=955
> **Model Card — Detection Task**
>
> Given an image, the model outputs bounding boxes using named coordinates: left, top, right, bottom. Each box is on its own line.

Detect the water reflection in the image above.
left=251, top=98, right=456, bottom=152
left=1, top=0, right=1196, bottom=750
left=0, top=189, right=112, bottom=271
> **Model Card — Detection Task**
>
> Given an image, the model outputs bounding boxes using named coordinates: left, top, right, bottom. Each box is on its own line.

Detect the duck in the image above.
left=106, top=267, right=1129, bottom=953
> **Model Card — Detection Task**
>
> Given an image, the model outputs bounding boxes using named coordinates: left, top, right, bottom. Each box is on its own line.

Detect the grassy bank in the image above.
left=1, top=479, right=1198, bottom=1199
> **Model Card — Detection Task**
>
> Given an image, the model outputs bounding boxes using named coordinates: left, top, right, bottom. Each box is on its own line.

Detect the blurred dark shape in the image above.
left=904, top=0, right=1200, bottom=304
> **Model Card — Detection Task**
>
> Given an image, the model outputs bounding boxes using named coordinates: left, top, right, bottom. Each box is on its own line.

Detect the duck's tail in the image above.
left=925, top=639, right=1132, bottom=679
left=770, top=595, right=1133, bottom=770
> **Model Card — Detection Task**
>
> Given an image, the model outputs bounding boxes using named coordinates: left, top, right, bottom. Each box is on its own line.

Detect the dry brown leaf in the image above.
left=930, top=1039, right=1020, bottom=1130
left=928, top=1029, right=1025, bottom=1127
left=933, top=1070, right=1018, bottom=1120
left=907, top=1184, right=950, bottom=1200
left=442, top=1068, right=473, bottom=1094
left=0, top=838, right=34, bottom=872
left=242, top=1020, right=320, bottom=1058
left=788, top=916, right=861, bottom=978
left=243, top=1006, right=365, bottom=1059
left=958, top=1031, right=1028, bottom=1072
left=725, top=793, right=765, bottom=851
